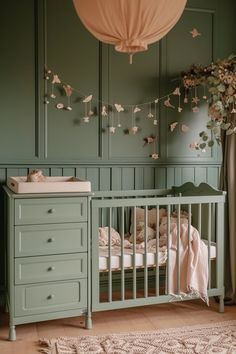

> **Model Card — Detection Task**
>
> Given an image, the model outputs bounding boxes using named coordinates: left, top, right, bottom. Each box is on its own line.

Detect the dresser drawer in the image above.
left=15, top=279, right=87, bottom=316
left=15, top=197, right=87, bottom=225
left=15, top=223, right=87, bottom=257
left=15, top=253, right=87, bottom=284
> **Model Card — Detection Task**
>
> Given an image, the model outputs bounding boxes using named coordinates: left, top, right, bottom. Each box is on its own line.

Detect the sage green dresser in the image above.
left=3, top=187, right=92, bottom=341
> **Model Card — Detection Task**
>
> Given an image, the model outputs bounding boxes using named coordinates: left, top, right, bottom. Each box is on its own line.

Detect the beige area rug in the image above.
left=39, top=320, right=236, bottom=354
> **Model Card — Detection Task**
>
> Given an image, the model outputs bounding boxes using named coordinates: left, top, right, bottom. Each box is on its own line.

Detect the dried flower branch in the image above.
left=182, top=54, right=236, bottom=149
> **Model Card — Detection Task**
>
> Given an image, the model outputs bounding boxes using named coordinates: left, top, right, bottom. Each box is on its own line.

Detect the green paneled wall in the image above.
left=0, top=1, right=37, bottom=161
left=0, top=0, right=236, bottom=291
left=45, top=0, right=100, bottom=160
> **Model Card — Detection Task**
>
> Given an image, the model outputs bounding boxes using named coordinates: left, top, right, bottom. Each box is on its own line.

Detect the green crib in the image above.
left=89, top=182, right=226, bottom=327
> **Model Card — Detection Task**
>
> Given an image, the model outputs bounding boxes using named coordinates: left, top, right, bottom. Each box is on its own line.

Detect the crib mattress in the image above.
left=99, top=240, right=216, bottom=271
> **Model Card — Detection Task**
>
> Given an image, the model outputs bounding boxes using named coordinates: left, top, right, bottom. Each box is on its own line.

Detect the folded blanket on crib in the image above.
left=167, top=222, right=209, bottom=304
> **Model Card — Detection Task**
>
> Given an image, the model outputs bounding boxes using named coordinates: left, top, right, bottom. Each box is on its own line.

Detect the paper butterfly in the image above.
left=114, top=103, right=124, bottom=112
left=143, top=136, right=156, bottom=145
left=83, top=95, right=93, bottom=103
left=170, top=122, right=178, bottom=132
left=150, top=153, right=159, bottom=160
left=173, top=87, right=181, bottom=96
left=63, top=85, right=73, bottom=97
left=190, top=28, right=201, bottom=38
left=101, top=106, right=107, bottom=117
left=52, top=74, right=61, bottom=84
left=133, top=106, right=141, bottom=113
left=164, top=97, right=175, bottom=109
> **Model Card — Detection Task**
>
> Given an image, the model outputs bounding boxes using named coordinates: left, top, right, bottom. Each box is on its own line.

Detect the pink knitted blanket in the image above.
left=168, top=223, right=209, bottom=304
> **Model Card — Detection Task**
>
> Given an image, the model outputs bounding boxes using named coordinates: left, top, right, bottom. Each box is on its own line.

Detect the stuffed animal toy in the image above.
left=26, top=169, right=46, bottom=182
left=129, top=221, right=156, bottom=243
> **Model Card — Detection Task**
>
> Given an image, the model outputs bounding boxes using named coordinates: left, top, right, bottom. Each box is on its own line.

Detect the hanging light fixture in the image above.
left=73, top=0, right=187, bottom=63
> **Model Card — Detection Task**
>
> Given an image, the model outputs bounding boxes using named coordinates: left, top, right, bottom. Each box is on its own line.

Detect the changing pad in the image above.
left=7, top=176, right=91, bottom=193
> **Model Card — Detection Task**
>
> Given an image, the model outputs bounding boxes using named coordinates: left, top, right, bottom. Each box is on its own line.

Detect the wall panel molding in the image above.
left=163, top=5, right=218, bottom=163
left=0, top=0, right=40, bottom=163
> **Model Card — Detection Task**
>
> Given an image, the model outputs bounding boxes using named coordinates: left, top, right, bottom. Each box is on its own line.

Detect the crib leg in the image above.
left=219, top=295, right=224, bottom=313
left=85, top=312, right=92, bottom=329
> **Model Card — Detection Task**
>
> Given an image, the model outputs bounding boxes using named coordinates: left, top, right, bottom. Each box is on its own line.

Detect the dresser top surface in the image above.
left=3, top=186, right=94, bottom=199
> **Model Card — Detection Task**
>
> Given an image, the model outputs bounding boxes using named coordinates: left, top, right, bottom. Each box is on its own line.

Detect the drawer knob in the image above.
left=47, top=266, right=55, bottom=271
left=48, top=208, right=56, bottom=214
left=47, top=294, right=55, bottom=300
left=47, top=237, right=55, bottom=243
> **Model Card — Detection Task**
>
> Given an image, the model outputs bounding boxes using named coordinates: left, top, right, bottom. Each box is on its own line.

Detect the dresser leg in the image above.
left=9, top=325, right=16, bottom=341
left=219, top=295, right=224, bottom=313
left=85, top=313, right=92, bottom=329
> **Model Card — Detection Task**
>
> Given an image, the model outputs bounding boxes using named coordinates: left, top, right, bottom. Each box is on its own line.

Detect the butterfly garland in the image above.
left=44, top=30, right=206, bottom=159
left=44, top=67, right=206, bottom=158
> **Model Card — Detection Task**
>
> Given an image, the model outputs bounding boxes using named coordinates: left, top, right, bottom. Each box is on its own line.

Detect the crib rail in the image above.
left=91, top=184, right=225, bottom=313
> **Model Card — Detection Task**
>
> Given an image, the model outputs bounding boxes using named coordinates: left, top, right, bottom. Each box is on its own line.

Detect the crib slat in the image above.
left=144, top=206, right=148, bottom=298
left=121, top=206, right=125, bottom=301
left=167, top=205, right=171, bottom=295
left=216, top=202, right=224, bottom=304
left=133, top=206, right=137, bottom=299
left=155, top=207, right=159, bottom=296
left=188, top=204, right=192, bottom=251
left=208, top=203, right=212, bottom=289
left=108, top=207, right=112, bottom=302
left=177, top=203, right=181, bottom=294
left=198, top=204, right=202, bottom=237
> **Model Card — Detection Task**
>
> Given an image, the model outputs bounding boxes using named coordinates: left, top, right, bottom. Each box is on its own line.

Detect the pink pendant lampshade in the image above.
left=73, top=0, right=187, bottom=63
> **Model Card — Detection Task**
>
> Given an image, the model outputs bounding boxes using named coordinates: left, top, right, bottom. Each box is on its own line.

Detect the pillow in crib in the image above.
left=129, top=221, right=156, bottom=243
left=130, top=207, right=166, bottom=233
left=98, top=227, right=121, bottom=247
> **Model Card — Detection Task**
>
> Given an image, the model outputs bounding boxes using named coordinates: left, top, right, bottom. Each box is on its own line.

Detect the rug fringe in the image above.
left=38, top=339, right=54, bottom=354
left=169, top=288, right=209, bottom=305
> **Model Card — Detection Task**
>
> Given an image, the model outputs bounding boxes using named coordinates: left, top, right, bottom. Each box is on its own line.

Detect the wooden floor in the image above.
left=0, top=299, right=236, bottom=353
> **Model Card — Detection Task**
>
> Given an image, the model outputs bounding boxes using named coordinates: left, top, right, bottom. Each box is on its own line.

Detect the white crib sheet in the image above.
left=99, top=240, right=216, bottom=271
